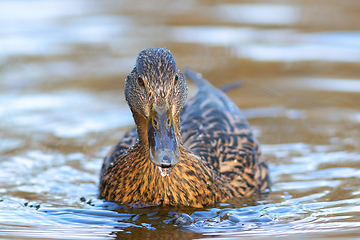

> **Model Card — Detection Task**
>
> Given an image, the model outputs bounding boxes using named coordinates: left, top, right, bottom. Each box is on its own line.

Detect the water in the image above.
left=1, top=0, right=360, bottom=239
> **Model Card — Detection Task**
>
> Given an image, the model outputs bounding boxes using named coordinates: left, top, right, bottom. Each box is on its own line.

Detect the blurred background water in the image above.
left=0, top=0, right=360, bottom=239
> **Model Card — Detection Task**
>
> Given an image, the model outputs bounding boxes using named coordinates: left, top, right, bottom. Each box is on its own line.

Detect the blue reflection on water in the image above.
left=216, top=4, right=300, bottom=25
left=172, top=26, right=360, bottom=62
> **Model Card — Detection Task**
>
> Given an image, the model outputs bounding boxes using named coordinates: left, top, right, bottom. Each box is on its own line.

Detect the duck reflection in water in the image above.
left=100, top=48, right=270, bottom=208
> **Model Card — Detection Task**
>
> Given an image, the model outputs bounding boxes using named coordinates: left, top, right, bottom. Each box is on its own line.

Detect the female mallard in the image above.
left=100, top=48, right=269, bottom=208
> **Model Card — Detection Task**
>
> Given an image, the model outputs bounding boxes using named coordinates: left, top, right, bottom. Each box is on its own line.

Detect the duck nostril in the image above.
left=153, top=117, right=158, bottom=128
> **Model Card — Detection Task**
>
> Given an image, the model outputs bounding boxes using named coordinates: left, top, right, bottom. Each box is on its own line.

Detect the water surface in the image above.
left=1, top=0, right=360, bottom=239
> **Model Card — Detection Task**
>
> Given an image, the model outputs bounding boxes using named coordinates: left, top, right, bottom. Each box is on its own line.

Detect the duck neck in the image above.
left=131, top=111, right=149, bottom=148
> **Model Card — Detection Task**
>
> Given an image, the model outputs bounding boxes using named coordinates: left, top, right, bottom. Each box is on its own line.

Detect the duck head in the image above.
left=124, top=48, right=188, bottom=172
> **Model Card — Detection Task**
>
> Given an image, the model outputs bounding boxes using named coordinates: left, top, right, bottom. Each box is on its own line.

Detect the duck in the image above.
left=100, top=48, right=270, bottom=208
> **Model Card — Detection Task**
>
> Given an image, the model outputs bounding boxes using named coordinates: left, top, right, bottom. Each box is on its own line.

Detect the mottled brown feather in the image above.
left=100, top=48, right=270, bottom=208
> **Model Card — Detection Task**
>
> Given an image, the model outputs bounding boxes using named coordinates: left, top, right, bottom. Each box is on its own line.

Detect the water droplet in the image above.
left=158, top=166, right=173, bottom=177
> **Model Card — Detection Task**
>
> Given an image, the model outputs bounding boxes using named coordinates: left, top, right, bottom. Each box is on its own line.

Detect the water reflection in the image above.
left=216, top=4, right=300, bottom=25
left=172, top=26, right=360, bottom=62
left=238, top=41, right=360, bottom=62
left=295, top=78, right=360, bottom=92
left=0, top=92, right=133, bottom=138
left=1, top=0, right=360, bottom=239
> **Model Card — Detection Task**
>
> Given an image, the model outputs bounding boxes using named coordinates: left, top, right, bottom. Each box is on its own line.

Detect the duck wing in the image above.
left=101, top=127, right=137, bottom=176
left=181, top=69, right=269, bottom=193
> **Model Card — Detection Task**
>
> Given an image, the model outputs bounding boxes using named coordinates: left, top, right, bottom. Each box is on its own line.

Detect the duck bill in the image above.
left=147, top=104, right=180, bottom=169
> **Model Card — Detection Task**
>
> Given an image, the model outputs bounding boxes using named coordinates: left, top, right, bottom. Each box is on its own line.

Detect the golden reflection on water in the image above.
left=0, top=0, right=360, bottom=239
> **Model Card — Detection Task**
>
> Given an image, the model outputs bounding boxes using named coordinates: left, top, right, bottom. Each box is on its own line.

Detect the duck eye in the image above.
left=138, top=76, right=144, bottom=86
left=174, top=74, right=179, bottom=84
